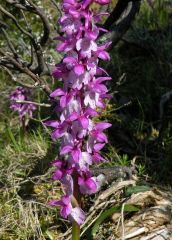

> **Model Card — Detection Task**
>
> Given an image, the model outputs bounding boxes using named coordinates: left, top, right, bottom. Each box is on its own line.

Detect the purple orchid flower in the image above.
left=50, top=195, right=72, bottom=218
left=10, top=86, right=36, bottom=120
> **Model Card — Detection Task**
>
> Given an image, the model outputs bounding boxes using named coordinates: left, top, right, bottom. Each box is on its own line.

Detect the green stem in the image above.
left=72, top=173, right=81, bottom=240
left=22, top=116, right=26, bottom=136
left=72, top=221, right=80, bottom=240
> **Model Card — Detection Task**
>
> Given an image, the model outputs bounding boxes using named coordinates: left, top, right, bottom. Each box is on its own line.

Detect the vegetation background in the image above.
left=0, top=0, right=172, bottom=239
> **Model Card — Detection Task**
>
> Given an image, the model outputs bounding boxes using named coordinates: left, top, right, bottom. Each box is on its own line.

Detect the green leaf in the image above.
left=7, top=127, right=20, bottom=152
left=125, top=185, right=151, bottom=197
left=45, top=230, right=54, bottom=240
left=15, top=170, right=26, bottom=177
left=91, top=204, right=140, bottom=237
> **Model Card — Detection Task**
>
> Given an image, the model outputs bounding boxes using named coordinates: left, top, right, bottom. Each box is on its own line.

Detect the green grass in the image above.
left=0, top=70, right=63, bottom=239
left=0, top=126, right=63, bottom=239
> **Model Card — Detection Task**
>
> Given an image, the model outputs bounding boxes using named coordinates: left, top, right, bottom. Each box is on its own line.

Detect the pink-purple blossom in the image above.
left=10, top=86, right=36, bottom=119
left=47, top=0, right=111, bottom=225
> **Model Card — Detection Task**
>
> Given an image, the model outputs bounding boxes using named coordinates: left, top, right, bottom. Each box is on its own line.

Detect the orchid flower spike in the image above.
left=47, top=0, right=111, bottom=225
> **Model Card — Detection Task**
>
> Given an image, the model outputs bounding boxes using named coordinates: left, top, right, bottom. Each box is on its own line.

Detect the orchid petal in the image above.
left=60, top=145, right=73, bottom=155
left=97, top=50, right=110, bottom=60
left=85, top=107, right=98, bottom=117
left=61, top=205, right=72, bottom=218
left=74, top=64, right=85, bottom=76
left=48, top=200, right=59, bottom=206
left=43, top=120, right=59, bottom=128
left=51, top=128, right=65, bottom=140
left=94, top=143, right=105, bottom=151
left=79, top=115, right=89, bottom=129
left=52, top=169, right=63, bottom=180
left=62, top=175, right=74, bottom=195
left=68, top=111, right=79, bottom=121
left=95, top=122, right=112, bottom=130
left=50, top=88, right=65, bottom=97
left=60, top=95, right=67, bottom=108
left=72, top=147, right=81, bottom=162
left=63, top=56, right=77, bottom=64
left=70, top=207, right=86, bottom=225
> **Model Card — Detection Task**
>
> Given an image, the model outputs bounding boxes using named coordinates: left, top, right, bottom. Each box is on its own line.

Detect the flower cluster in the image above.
left=47, top=0, right=111, bottom=225
left=10, top=86, right=36, bottom=119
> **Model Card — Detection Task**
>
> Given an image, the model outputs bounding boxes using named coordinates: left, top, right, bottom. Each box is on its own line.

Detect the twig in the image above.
left=115, top=214, right=122, bottom=233
left=104, top=0, right=132, bottom=30
left=0, top=5, right=34, bottom=40
left=26, top=0, right=50, bottom=46
left=0, top=3, right=49, bottom=76
left=15, top=100, right=51, bottom=107
left=80, top=199, right=116, bottom=237
left=121, top=203, right=125, bottom=240
left=5, top=0, right=27, bottom=10
left=50, top=0, right=62, bottom=16
left=107, top=101, right=132, bottom=113
left=98, top=0, right=141, bottom=48
left=89, top=180, right=135, bottom=213
left=0, top=48, right=51, bottom=94
left=0, top=66, right=36, bottom=88
left=59, top=227, right=72, bottom=239
left=124, top=227, right=146, bottom=239
left=80, top=181, right=135, bottom=235
left=1, top=28, right=19, bottom=60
